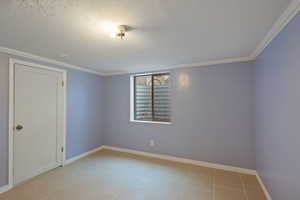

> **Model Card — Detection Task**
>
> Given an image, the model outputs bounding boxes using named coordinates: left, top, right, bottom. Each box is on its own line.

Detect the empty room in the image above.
left=0, top=0, right=299, bottom=200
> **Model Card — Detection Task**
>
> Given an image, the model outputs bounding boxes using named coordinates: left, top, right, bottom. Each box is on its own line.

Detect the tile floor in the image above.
left=0, top=150, right=267, bottom=200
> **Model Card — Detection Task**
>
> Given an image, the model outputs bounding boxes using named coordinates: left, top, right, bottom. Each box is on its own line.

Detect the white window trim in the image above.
left=130, top=72, right=171, bottom=125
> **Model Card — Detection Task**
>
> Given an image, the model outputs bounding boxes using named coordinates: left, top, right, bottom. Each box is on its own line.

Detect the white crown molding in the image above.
left=0, top=46, right=105, bottom=76
left=0, top=45, right=255, bottom=77
left=251, top=0, right=300, bottom=58
left=103, top=56, right=255, bottom=76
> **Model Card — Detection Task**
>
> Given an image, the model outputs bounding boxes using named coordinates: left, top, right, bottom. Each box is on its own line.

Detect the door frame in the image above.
left=8, top=58, right=67, bottom=188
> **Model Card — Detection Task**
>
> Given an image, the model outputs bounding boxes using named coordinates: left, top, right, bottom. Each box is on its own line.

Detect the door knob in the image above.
left=15, top=125, right=23, bottom=131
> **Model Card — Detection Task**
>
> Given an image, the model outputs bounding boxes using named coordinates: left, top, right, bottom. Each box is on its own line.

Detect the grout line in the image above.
left=239, top=174, right=249, bottom=200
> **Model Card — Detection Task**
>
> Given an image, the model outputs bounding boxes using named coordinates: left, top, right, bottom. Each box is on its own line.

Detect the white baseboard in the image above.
left=256, top=173, right=272, bottom=200
left=64, top=146, right=104, bottom=165
left=0, top=185, right=11, bottom=194
left=102, top=145, right=257, bottom=175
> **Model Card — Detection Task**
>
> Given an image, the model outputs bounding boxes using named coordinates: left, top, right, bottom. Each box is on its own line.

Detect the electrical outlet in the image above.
left=149, top=140, right=155, bottom=146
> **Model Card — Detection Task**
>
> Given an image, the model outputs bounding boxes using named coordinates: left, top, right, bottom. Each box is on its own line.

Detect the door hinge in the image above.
left=61, top=81, right=64, bottom=87
left=61, top=147, right=64, bottom=152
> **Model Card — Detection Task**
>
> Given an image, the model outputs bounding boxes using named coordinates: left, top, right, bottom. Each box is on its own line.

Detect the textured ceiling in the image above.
left=0, top=0, right=292, bottom=74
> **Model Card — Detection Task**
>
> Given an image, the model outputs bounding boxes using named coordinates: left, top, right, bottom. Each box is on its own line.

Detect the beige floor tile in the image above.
left=246, top=187, right=267, bottom=200
left=181, top=184, right=213, bottom=200
left=47, top=181, right=119, bottom=200
left=0, top=182, right=48, bottom=200
left=186, top=166, right=213, bottom=190
left=117, top=187, right=181, bottom=200
left=214, top=169, right=244, bottom=190
left=0, top=150, right=266, bottom=200
left=241, top=174, right=261, bottom=189
left=188, top=165, right=214, bottom=177
left=214, top=186, right=247, bottom=200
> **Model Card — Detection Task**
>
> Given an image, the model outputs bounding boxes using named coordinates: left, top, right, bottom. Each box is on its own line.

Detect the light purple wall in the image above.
left=255, top=13, right=300, bottom=200
left=66, top=69, right=104, bottom=159
left=0, top=52, right=104, bottom=187
left=103, top=62, right=256, bottom=169
left=0, top=53, right=9, bottom=188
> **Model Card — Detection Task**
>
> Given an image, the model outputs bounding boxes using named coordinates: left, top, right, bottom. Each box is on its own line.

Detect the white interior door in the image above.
left=13, top=63, right=65, bottom=184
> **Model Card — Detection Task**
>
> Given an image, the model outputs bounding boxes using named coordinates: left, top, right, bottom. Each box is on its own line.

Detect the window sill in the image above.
left=130, top=120, right=172, bottom=125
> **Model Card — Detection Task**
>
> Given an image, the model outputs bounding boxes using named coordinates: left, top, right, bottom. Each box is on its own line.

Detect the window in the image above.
left=131, top=73, right=171, bottom=123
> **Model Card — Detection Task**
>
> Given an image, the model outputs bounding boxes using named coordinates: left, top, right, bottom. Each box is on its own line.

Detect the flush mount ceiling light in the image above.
left=110, top=25, right=129, bottom=40
left=101, top=22, right=131, bottom=40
